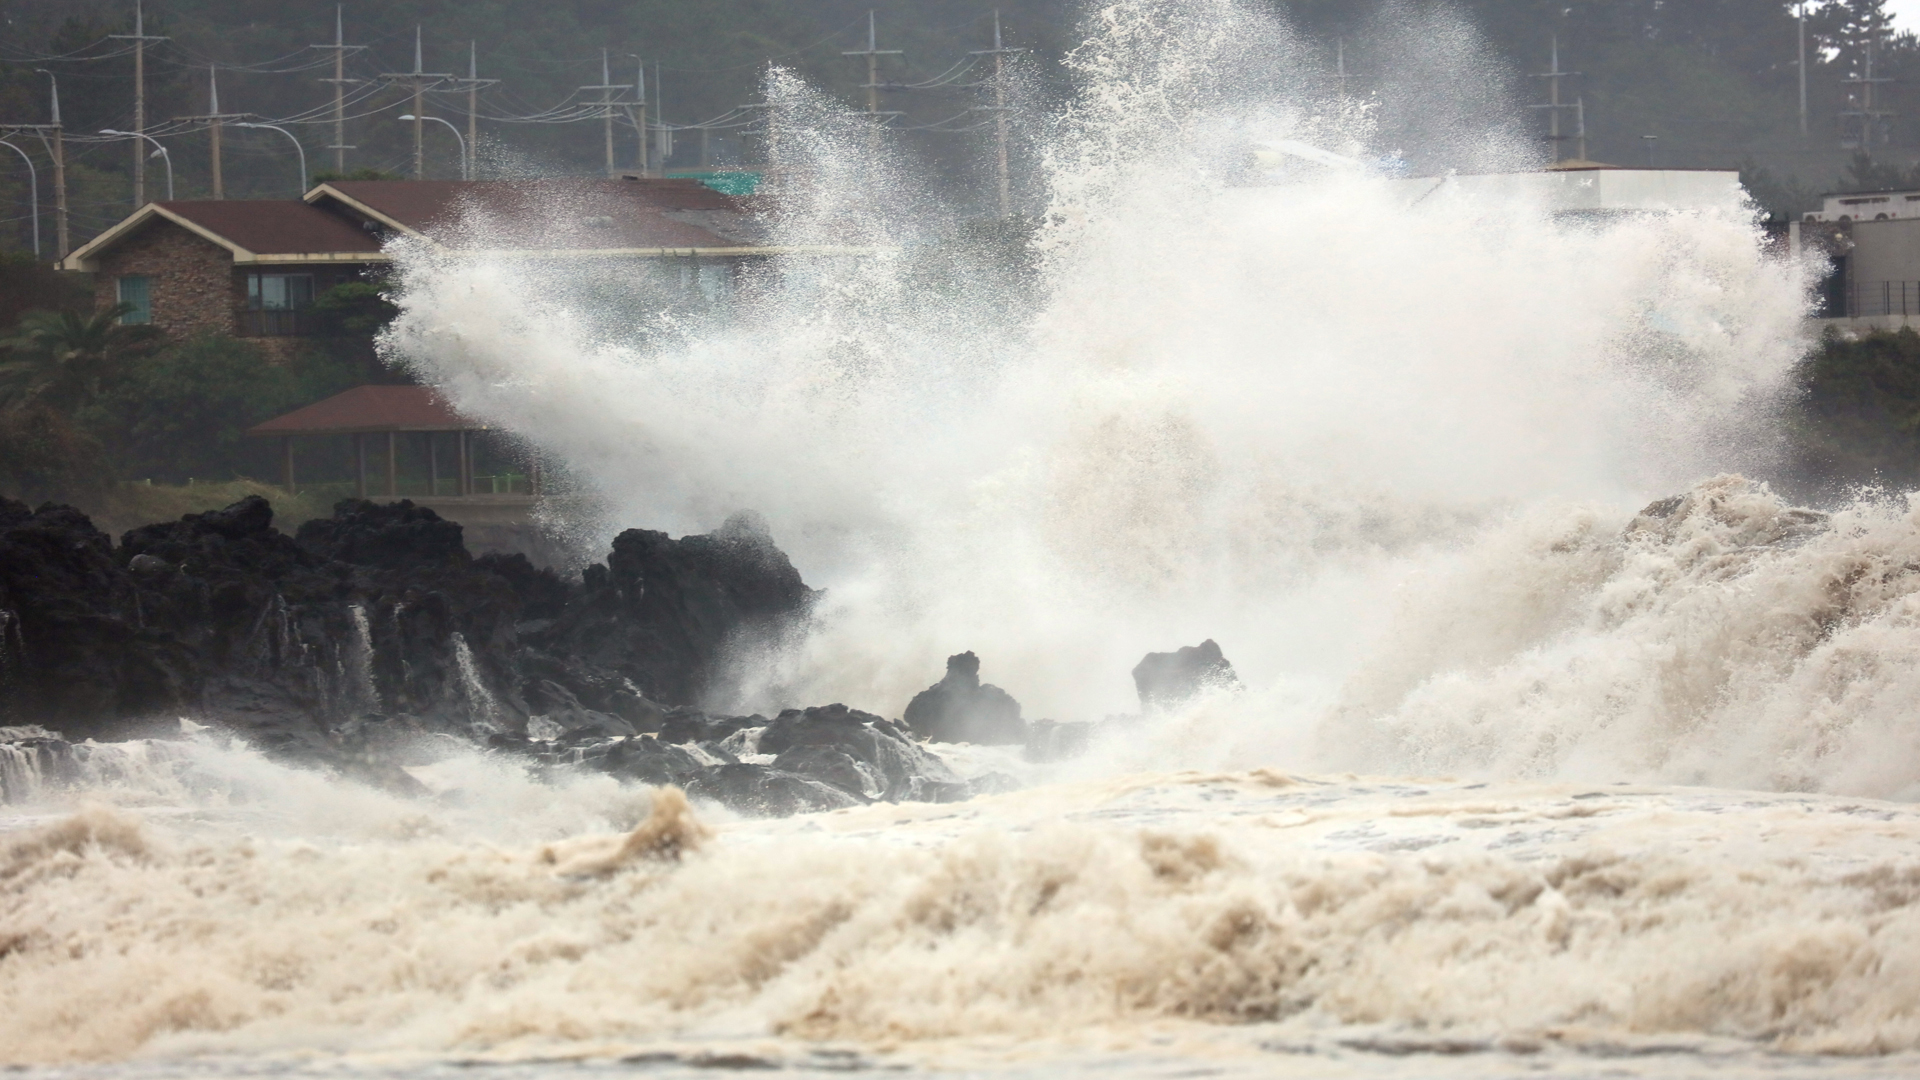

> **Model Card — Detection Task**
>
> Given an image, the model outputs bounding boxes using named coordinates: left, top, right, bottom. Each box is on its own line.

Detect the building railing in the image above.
left=1843, top=281, right=1920, bottom=319
left=238, top=308, right=318, bottom=337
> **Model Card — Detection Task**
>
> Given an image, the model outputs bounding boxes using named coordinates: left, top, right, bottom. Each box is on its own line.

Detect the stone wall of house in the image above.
left=91, top=221, right=238, bottom=339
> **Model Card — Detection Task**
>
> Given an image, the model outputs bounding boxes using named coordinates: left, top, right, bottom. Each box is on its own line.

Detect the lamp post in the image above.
left=100, top=129, right=172, bottom=200
left=235, top=122, right=308, bottom=195
left=398, top=115, right=467, bottom=179
left=0, top=139, right=39, bottom=257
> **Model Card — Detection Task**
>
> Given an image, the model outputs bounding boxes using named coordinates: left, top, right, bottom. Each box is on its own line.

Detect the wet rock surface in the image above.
left=0, top=496, right=993, bottom=816
left=903, top=651, right=1027, bottom=745
left=1131, top=639, right=1240, bottom=709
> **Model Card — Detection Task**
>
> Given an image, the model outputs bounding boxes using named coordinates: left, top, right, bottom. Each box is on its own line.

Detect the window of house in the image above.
left=116, top=275, right=151, bottom=324
left=247, top=272, right=315, bottom=311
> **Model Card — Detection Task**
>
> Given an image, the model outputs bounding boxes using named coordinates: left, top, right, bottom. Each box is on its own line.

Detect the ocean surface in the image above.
left=10, top=741, right=1920, bottom=1077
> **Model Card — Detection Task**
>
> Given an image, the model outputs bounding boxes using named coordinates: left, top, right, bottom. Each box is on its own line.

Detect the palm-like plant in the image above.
left=0, top=304, right=164, bottom=411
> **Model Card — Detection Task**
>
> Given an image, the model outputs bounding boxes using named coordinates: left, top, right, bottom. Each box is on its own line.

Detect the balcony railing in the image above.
left=239, top=308, right=318, bottom=337
left=1842, top=281, right=1920, bottom=319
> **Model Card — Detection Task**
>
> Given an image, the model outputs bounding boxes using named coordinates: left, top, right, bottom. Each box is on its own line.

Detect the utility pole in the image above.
left=109, top=0, right=168, bottom=208
left=844, top=11, right=902, bottom=147
left=313, top=5, right=366, bottom=175
left=1332, top=38, right=1367, bottom=97
left=1842, top=40, right=1895, bottom=151
left=577, top=52, right=632, bottom=177
left=969, top=11, right=1026, bottom=217
left=380, top=27, right=452, bottom=180
left=654, top=64, right=673, bottom=172
left=451, top=42, right=497, bottom=182
left=1799, top=2, right=1809, bottom=138
left=636, top=57, right=648, bottom=175
left=1575, top=96, right=1587, bottom=163
left=1527, top=36, right=1582, bottom=164
left=174, top=65, right=248, bottom=198
left=32, top=69, right=67, bottom=259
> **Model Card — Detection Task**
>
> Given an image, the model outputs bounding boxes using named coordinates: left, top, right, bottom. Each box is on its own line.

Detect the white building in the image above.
left=1389, top=167, right=1745, bottom=215
left=1802, top=190, right=1920, bottom=224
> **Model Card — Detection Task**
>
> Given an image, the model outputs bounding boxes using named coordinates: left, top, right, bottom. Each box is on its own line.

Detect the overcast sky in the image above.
left=1880, top=0, right=1920, bottom=33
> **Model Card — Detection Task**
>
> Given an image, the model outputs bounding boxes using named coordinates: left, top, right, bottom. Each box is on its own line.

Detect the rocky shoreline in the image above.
left=0, top=495, right=1237, bottom=815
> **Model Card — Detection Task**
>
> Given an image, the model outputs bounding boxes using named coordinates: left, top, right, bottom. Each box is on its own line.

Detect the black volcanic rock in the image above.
left=761, top=702, right=966, bottom=801
left=0, top=497, right=808, bottom=748
left=0, top=495, right=982, bottom=818
left=295, top=499, right=467, bottom=570
left=684, top=762, right=863, bottom=816
left=0, top=497, right=197, bottom=731
left=1131, top=639, right=1240, bottom=709
left=903, top=651, right=1026, bottom=745
left=531, top=511, right=815, bottom=707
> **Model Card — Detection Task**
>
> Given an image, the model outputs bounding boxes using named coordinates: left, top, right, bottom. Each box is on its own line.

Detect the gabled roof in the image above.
left=248, top=385, right=474, bottom=436
left=306, top=178, right=767, bottom=254
left=60, top=200, right=386, bottom=272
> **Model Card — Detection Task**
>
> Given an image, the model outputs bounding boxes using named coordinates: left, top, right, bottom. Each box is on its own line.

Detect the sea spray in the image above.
left=378, top=0, right=1805, bottom=730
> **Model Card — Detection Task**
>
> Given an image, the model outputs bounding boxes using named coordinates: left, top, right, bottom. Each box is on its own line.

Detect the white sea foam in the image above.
left=8, top=769, right=1920, bottom=1076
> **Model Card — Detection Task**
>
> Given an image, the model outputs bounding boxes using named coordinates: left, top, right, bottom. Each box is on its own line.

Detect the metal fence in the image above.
left=1844, top=281, right=1920, bottom=318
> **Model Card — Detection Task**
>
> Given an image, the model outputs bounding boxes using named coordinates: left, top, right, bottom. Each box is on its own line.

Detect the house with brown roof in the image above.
left=58, top=178, right=844, bottom=353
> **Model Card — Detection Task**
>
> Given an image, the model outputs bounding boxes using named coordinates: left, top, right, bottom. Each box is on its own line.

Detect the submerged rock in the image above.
left=685, top=762, right=863, bottom=817
left=762, top=702, right=968, bottom=801
left=1132, top=639, right=1240, bottom=709
left=903, top=652, right=1026, bottom=745
left=1025, top=718, right=1093, bottom=763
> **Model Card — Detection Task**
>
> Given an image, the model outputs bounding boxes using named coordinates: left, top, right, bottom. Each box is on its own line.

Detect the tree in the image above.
left=0, top=304, right=163, bottom=412
left=77, top=334, right=366, bottom=484
left=312, top=280, right=400, bottom=338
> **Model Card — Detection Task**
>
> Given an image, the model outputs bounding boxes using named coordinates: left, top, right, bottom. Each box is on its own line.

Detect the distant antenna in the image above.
left=1526, top=36, right=1582, bottom=164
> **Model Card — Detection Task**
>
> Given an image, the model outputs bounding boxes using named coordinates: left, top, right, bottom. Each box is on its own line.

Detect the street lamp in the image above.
left=100, top=129, right=172, bottom=200
left=0, top=140, right=38, bottom=257
left=398, top=115, right=467, bottom=180
left=235, top=122, right=308, bottom=196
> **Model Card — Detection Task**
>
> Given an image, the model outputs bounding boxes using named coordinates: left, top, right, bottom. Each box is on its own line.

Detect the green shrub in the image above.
left=1790, top=327, right=1920, bottom=490
left=77, top=334, right=367, bottom=484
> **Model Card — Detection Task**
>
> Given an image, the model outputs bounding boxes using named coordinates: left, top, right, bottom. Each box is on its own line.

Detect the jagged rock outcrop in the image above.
left=0, top=496, right=811, bottom=749
left=527, top=511, right=814, bottom=707
left=0, top=495, right=981, bottom=818
left=903, top=651, right=1026, bottom=745
left=1131, top=639, right=1240, bottom=709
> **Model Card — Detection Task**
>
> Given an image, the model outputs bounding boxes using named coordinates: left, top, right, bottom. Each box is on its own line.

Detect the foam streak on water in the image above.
left=6, top=763, right=1920, bottom=1077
